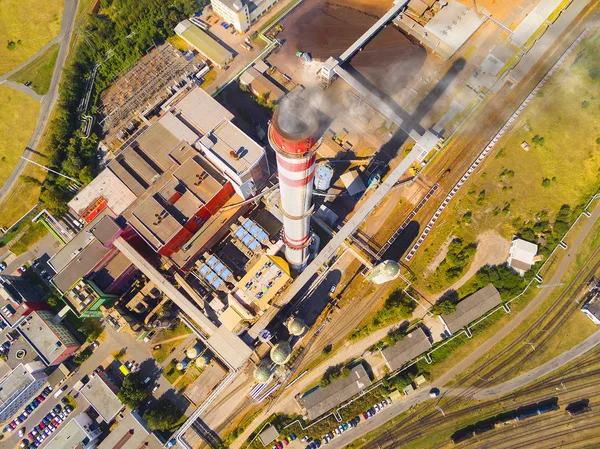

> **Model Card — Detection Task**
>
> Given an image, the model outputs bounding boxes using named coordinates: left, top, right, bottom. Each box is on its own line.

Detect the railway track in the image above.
left=365, top=352, right=600, bottom=448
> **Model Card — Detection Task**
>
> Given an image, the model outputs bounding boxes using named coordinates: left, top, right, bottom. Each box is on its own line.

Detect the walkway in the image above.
left=0, top=0, right=79, bottom=203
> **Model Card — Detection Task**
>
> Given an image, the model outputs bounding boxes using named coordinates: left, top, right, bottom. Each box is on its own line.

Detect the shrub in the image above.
left=542, top=178, right=551, bottom=188
left=532, top=135, right=545, bottom=146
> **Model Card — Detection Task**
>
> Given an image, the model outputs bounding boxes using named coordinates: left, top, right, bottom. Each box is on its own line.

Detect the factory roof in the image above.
left=53, top=239, right=111, bottom=294
left=80, top=372, right=124, bottom=422
left=158, top=111, right=200, bottom=144
left=252, top=59, right=270, bottom=74
left=91, top=251, right=133, bottom=292
left=68, top=169, right=137, bottom=217
left=174, top=87, right=234, bottom=134
left=131, top=196, right=186, bottom=248
left=49, top=209, right=113, bottom=274
left=424, top=2, right=485, bottom=53
left=199, top=119, right=264, bottom=177
left=173, top=156, right=228, bottom=202
left=134, top=122, right=184, bottom=171
left=90, top=215, right=121, bottom=246
left=381, top=327, right=431, bottom=372
left=175, top=20, right=233, bottom=68
left=340, top=169, right=366, bottom=196
left=19, top=311, right=79, bottom=365
left=299, top=365, right=372, bottom=420
left=239, top=67, right=285, bottom=103
left=440, top=284, right=502, bottom=335
left=236, top=255, right=291, bottom=310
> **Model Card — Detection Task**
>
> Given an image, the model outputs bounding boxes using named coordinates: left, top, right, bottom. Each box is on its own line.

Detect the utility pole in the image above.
left=525, top=342, right=535, bottom=352
left=21, top=157, right=82, bottom=185
left=435, top=406, right=446, bottom=417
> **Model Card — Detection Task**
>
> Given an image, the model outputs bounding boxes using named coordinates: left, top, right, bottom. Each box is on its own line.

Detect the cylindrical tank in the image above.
left=186, top=345, right=202, bottom=359
left=254, top=365, right=272, bottom=383
left=176, top=360, right=188, bottom=371
left=270, top=341, right=292, bottom=365
left=314, top=163, right=334, bottom=191
left=269, top=98, right=322, bottom=271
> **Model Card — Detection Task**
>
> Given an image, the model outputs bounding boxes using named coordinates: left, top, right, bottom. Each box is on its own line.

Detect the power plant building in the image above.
left=269, top=99, right=322, bottom=270
left=174, top=20, right=233, bottom=68
left=211, top=0, right=281, bottom=33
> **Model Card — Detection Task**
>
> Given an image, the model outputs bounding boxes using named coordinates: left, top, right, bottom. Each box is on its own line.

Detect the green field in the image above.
left=0, top=86, right=41, bottom=190
left=10, top=222, right=49, bottom=255
left=413, top=31, right=600, bottom=292
left=0, top=0, right=63, bottom=75
left=9, top=44, right=59, bottom=95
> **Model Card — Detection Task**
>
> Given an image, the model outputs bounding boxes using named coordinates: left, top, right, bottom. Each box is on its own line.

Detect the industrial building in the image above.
left=211, top=0, right=281, bottom=33
left=439, top=284, right=502, bottom=335
left=79, top=371, right=124, bottom=423
left=235, top=255, right=291, bottom=310
left=44, top=414, right=102, bottom=449
left=175, top=20, right=233, bottom=68
left=97, top=411, right=160, bottom=449
left=18, top=310, right=80, bottom=365
left=508, top=238, right=539, bottom=275
left=0, top=363, right=47, bottom=422
left=381, top=327, right=431, bottom=372
left=299, top=364, right=372, bottom=420
left=239, top=67, right=285, bottom=103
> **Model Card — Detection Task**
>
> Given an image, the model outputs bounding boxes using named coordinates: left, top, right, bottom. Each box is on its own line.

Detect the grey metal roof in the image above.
left=299, top=364, right=372, bottom=420
left=381, top=327, right=431, bottom=372
left=258, top=424, right=279, bottom=446
left=441, top=284, right=502, bottom=335
left=52, top=240, right=111, bottom=293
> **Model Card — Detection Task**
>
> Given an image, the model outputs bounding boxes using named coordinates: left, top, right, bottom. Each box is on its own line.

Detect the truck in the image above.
left=241, top=43, right=253, bottom=51
left=295, top=51, right=312, bottom=62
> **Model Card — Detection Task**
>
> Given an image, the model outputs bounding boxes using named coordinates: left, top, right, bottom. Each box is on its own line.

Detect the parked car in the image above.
left=0, top=261, right=7, bottom=272
left=16, top=265, right=27, bottom=275
left=144, top=331, right=157, bottom=343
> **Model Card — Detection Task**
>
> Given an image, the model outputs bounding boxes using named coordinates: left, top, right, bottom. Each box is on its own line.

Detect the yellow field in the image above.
left=8, top=44, right=60, bottom=95
left=0, top=85, right=41, bottom=193
left=0, top=0, right=63, bottom=75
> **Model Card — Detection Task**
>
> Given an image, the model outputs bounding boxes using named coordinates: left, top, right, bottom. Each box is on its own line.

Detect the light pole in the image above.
left=525, top=342, right=535, bottom=352
left=435, top=406, right=446, bottom=417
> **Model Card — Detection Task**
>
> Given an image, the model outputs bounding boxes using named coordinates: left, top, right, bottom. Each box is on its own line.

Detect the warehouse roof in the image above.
left=53, top=240, right=111, bottom=293
left=239, top=67, right=285, bottom=103
left=67, top=168, right=137, bottom=217
left=176, top=20, right=233, bottom=68
left=98, top=411, right=153, bottom=449
left=340, top=170, right=366, bottom=196
left=174, top=87, right=234, bottom=134
left=381, top=327, right=432, bottom=372
left=258, top=425, right=279, bottom=446
left=299, top=364, right=372, bottom=419
left=440, top=284, right=502, bottom=335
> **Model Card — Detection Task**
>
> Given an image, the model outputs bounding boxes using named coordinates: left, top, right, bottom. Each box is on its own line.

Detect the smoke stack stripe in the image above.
left=269, top=99, right=321, bottom=270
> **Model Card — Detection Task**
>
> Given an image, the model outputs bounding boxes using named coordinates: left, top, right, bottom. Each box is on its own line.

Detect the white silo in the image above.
left=314, top=163, right=334, bottom=191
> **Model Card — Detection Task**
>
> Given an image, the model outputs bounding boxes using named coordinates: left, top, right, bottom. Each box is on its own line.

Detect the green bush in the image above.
left=351, top=290, right=416, bottom=340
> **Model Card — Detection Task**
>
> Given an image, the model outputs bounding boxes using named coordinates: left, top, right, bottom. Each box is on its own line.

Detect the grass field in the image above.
left=10, top=222, right=49, bottom=255
left=0, top=0, right=63, bottom=75
left=412, top=31, right=600, bottom=292
left=0, top=85, right=41, bottom=192
left=8, top=44, right=59, bottom=95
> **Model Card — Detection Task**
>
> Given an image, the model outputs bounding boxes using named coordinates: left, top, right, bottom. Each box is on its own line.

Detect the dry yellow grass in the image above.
left=0, top=0, right=64, bottom=75
left=0, top=84, right=41, bottom=191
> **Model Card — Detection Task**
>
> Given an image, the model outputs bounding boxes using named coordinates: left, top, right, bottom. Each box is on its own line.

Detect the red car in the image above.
left=276, top=443, right=283, bottom=449
left=37, top=395, right=45, bottom=402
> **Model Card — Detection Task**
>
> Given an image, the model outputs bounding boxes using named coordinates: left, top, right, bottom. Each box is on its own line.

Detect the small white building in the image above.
left=582, top=295, right=600, bottom=325
left=508, top=238, right=538, bottom=275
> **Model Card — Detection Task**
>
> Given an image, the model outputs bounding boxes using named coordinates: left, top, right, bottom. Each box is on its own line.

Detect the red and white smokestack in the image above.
left=269, top=99, right=321, bottom=271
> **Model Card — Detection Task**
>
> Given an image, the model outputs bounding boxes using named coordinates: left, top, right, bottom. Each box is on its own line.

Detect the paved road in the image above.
left=0, top=80, right=43, bottom=102
left=0, top=0, right=79, bottom=204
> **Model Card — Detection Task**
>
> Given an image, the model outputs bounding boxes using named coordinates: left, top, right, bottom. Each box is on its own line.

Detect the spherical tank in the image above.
left=254, top=365, right=272, bottom=383
left=176, top=360, right=188, bottom=371
left=186, top=345, right=202, bottom=359
left=270, top=341, right=292, bottom=365
left=370, top=260, right=401, bottom=284
left=286, top=317, right=307, bottom=336
left=314, top=164, right=334, bottom=191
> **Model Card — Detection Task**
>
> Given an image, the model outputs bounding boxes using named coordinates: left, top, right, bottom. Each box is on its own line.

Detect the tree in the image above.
left=78, top=318, right=103, bottom=343
left=118, top=373, right=150, bottom=409
left=46, top=292, right=64, bottom=309
left=7, top=41, right=16, bottom=51
left=143, top=399, right=183, bottom=431
left=431, top=298, right=456, bottom=315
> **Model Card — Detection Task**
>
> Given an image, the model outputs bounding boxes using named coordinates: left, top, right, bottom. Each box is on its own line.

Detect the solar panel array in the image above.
left=197, top=255, right=232, bottom=290
left=234, top=219, right=268, bottom=251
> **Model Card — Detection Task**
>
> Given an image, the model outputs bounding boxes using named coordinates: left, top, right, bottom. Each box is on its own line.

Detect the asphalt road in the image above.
left=0, top=0, right=79, bottom=204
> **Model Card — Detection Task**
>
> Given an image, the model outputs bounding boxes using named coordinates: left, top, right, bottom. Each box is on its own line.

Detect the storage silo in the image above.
left=314, top=163, right=334, bottom=191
